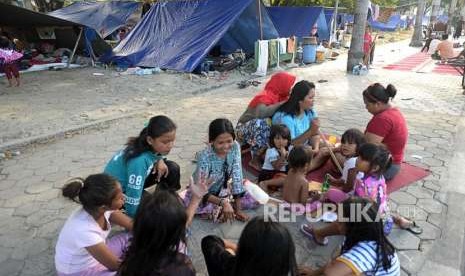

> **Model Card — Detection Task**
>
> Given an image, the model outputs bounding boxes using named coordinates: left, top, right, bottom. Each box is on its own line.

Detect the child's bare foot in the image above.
left=15, top=79, right=20, bottom=87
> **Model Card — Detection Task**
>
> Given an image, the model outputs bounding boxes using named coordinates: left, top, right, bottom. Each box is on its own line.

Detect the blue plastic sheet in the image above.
left=106, top=0, right=278, bottom=72
left=217, top=1, right=278, bottom=54
left=324, top=8, right=334, bottom=29
left=267, top=7, right=330, bottom=40
left=49, top=1, right=139, bottom=38
left=370, top=14, right=401, bottom=32
left=337, top=13, right=354, bottom=27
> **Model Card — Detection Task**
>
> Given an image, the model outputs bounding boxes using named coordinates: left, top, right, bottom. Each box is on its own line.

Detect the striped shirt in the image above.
left=337, top=241, right=400, bottom=276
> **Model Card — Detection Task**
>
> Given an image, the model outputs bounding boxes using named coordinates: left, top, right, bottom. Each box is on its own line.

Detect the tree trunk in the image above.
left=410, top=0, right=426, bottom=47
left=447, top=0, right=458, bottom=33
left=346, top=0, right=369, bottom=72
left=430, top=0, right=441, bottom=22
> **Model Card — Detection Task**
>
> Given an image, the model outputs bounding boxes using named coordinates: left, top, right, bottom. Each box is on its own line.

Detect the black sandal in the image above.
left=401, top=221, right=423, bottom=235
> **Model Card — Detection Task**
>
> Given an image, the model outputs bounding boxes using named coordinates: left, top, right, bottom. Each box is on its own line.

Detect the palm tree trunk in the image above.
left=447, top=0, right=458, bottom=34
left=430, top=0, right=441, bottom=22
left=410, top=0, right=426, bottom=47
left=346, top=0, right=369, bottom=72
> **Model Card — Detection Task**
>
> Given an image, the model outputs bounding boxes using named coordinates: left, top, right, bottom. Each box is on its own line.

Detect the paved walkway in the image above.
left=0, top=40, right=464, bottom=275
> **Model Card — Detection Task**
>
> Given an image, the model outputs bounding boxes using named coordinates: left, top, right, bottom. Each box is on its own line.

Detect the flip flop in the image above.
left=300, top=224, right=329, bottom=246
left=400, top=221, right=423, bottom=235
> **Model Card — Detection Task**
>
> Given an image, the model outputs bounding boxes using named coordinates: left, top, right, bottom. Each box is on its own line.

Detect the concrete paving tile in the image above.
left=406, top=186, right=435, bottom=199
left=390, top=192, right=417, bottom=205
left=417, top=199, right=444, bottom=214
left=388, top=229, right=420, bottom=250
left=0, top=259, right=24, bottom=276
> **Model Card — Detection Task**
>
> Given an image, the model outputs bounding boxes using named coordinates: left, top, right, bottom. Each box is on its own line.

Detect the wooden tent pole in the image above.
left=68, top=27, right=83, bottom=68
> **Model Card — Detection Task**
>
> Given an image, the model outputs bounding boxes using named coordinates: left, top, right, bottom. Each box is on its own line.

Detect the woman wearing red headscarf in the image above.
left=237, top=72, right=296, bottom=170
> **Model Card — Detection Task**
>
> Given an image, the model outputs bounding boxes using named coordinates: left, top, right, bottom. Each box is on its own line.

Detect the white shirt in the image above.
left=342, top=157, right=357, bottom=182
left=55, top=208, right=114, bottom=274
left=428, top=39, right=441, bottom=54
left=262, top=148, right=287, bottom=171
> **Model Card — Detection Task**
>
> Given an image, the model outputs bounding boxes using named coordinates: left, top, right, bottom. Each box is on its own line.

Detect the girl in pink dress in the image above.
left=0, top=36, right=22, bottom=87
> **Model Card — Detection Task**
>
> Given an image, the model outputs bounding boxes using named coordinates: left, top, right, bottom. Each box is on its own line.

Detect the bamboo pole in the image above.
left=68, top=27, right=83, bottom=68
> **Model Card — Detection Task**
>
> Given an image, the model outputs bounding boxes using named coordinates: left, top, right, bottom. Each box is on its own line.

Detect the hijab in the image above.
left=248, top=72, right=296, bottom=108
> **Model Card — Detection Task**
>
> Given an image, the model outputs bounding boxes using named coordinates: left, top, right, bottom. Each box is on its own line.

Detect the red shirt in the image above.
left=364, top=32, right=372, bottom=54
left=365, top=108, right=408, bottom=164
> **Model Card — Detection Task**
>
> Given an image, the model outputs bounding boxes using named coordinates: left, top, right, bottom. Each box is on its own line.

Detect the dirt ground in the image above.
left=0, top=66, right=253, bottom=146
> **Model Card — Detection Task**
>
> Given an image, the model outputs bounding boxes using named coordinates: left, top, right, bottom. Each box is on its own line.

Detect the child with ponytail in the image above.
left=104, top=115, right=177, bottom=217
left=55, top=174, right=132, bottom=275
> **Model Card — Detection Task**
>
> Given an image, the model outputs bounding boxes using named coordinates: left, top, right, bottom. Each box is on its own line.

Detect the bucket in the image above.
left=303, top=44, right=317, bottom=63
left=302, top=36, right=318, bottom=45
left=316, top=51, right=325, bottom=63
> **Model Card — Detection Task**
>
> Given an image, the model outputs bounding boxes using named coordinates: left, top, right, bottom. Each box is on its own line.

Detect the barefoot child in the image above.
left=258, top=124, right=291, bottom=191
left=0, top=36, right=22, bottom=87
left=282, top=145, right=313, bottom=204
left=104, top=115, right=177, bottom=217
left=301, top=143, right=421, bottom=246
left=55, top=174, right=133, bottom=275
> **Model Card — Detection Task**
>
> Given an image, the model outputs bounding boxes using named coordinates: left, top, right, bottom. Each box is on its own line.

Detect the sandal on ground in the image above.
left=300, top=224, right=329, bottom=246
left=400, top=221, right=423, bottom=235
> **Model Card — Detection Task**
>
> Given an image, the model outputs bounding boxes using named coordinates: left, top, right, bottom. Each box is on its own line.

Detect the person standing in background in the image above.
left=141, top=0, right=152, bottom=18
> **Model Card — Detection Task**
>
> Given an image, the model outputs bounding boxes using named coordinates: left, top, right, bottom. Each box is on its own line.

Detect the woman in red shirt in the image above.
left=361, top=83, right=423, bottom=234
left=363, top=83, right=407, bottom=180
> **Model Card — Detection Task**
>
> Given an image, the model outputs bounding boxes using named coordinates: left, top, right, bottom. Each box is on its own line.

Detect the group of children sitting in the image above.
left=55, top=112, right=403, bottom=275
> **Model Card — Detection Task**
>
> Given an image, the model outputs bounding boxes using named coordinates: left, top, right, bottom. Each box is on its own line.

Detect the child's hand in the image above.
left=189, top=173, right=213, bottom=198
left=221, top=201, right=235, bottom=223
left=154, top=159, right=168, bottom=181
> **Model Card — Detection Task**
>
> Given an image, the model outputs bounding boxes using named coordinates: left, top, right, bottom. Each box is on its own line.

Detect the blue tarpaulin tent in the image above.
left=49, top=1, right=139, bottom=38
left=338, top=13, right=354, bottom=27
left=369, top=14, right=401, bottom=31
left=324, top=8, right=334, bottom=34
left=267, top=6, right=330, bottom=41
left=105, top=0, right=278, bottom=72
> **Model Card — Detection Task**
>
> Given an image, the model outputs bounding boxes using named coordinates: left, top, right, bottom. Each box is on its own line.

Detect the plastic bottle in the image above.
left=243, top=179, right=269, bottom=204
left=321, top=174, right=330, bottom=193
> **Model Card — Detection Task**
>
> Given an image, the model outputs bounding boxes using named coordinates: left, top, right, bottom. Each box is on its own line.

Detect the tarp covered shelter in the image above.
left=0, top=2, right=80, bottom=27
left=0, top=2, right=84, bottom=50
left=324, top=8, right=334, bottom=31
left=48, top=1, right=140, bottom=38
left=369, top=14, right=401, bottom=32
left=337, top=13, right=354, bottom=27
left=105, top=0, right=278, bottom=72
left=267, top=6, right=330, bottom=41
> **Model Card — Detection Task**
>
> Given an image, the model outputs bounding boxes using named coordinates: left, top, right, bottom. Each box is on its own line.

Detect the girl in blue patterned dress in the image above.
left=184, top=118, right=258, bottom=223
